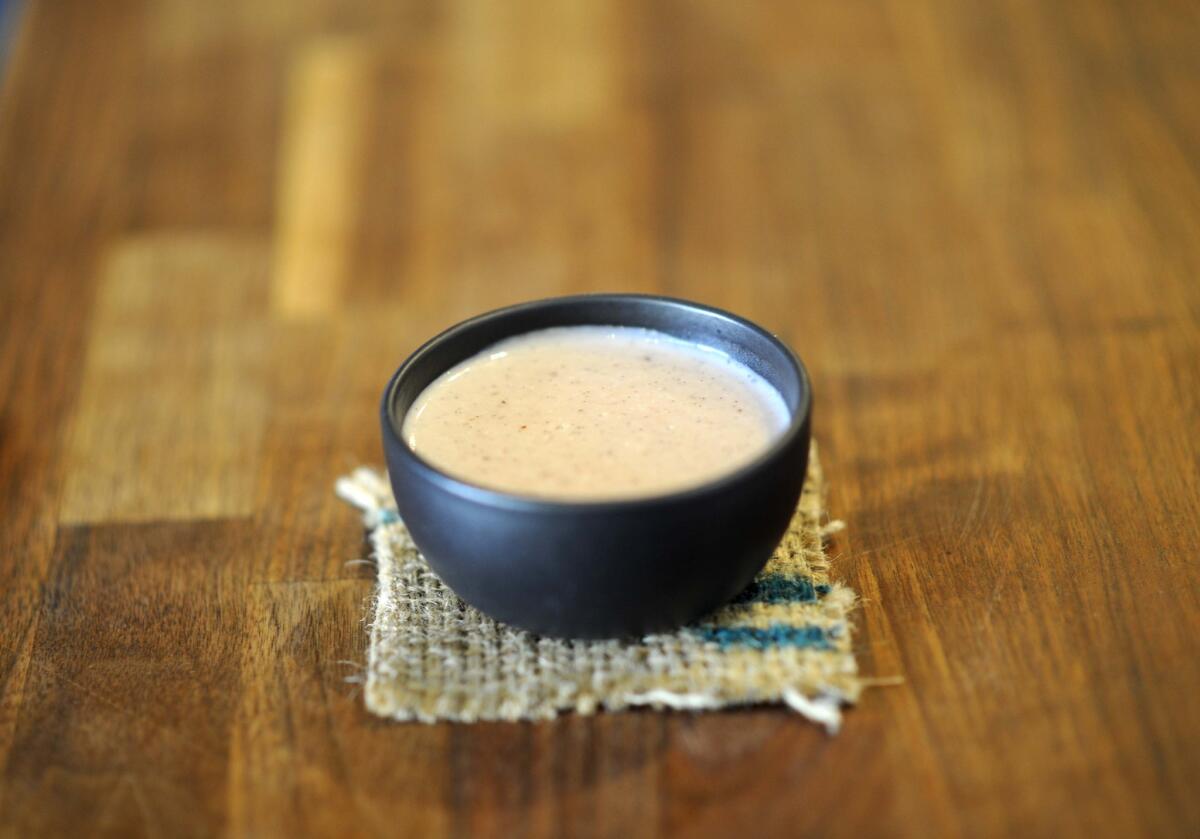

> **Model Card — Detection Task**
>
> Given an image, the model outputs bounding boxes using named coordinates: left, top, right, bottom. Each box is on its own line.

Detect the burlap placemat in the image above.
left=336, top=443, right=860, bottom=731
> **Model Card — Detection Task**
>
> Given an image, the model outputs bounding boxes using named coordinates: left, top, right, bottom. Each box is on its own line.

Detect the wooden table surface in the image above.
left=2, top=1, right=1198, bottom=836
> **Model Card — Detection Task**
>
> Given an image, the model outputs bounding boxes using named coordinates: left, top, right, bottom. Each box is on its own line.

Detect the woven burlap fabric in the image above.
left=336, top=443, right=860, bottom=731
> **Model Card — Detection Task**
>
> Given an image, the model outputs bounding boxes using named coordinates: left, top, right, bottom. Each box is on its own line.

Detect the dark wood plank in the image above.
left=0, top=0, right=143, bottom=794
left=3, top=521, right=253, bottom=837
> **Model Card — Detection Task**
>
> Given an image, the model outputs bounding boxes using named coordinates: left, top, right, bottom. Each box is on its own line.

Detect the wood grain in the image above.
left=272, top=38, right=374, bottom=318
left=1, top=1, right=1198, bottom=836
left=61, top=234, right=268, bottom=523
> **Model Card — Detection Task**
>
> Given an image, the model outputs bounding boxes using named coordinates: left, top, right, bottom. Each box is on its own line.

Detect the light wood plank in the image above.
left=271, top=38, right=374, bottom=317
left=60, top=235, right=269, bottom=524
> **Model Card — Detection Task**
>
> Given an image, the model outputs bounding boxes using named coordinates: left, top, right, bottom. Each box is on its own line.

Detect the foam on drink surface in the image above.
left=402, top=325, right=790, bottom=500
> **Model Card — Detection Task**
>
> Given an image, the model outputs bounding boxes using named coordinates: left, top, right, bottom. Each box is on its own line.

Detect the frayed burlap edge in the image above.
left=336, top=443, right=860, bottom=732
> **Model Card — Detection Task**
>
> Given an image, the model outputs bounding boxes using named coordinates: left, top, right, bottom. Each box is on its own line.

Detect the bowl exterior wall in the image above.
left=383, top=417, right=809, bottom=638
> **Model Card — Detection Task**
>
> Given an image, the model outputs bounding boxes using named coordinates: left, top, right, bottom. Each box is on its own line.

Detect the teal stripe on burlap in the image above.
left=731, top=574, right=832, bottom=605
left=690, top=624, right=837, bottom=651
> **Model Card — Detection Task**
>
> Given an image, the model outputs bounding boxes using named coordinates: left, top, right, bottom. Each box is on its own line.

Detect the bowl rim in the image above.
left=381, top=293, right=812, bottom=514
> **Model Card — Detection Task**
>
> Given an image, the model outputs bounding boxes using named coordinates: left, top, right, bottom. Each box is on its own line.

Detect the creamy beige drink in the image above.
left=402, top=326, right=789, bottom=500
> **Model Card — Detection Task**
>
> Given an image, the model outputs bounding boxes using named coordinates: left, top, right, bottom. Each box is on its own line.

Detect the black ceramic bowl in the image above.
left=380, top=294, right=812, bottom=639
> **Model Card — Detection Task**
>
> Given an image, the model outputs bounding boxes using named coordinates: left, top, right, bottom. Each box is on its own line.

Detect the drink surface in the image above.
left=402, top=325, right=790, bottom=500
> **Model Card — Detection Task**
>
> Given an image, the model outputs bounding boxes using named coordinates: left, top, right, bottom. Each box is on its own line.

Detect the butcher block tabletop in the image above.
left=1, top=1, right=1197, bottom=837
